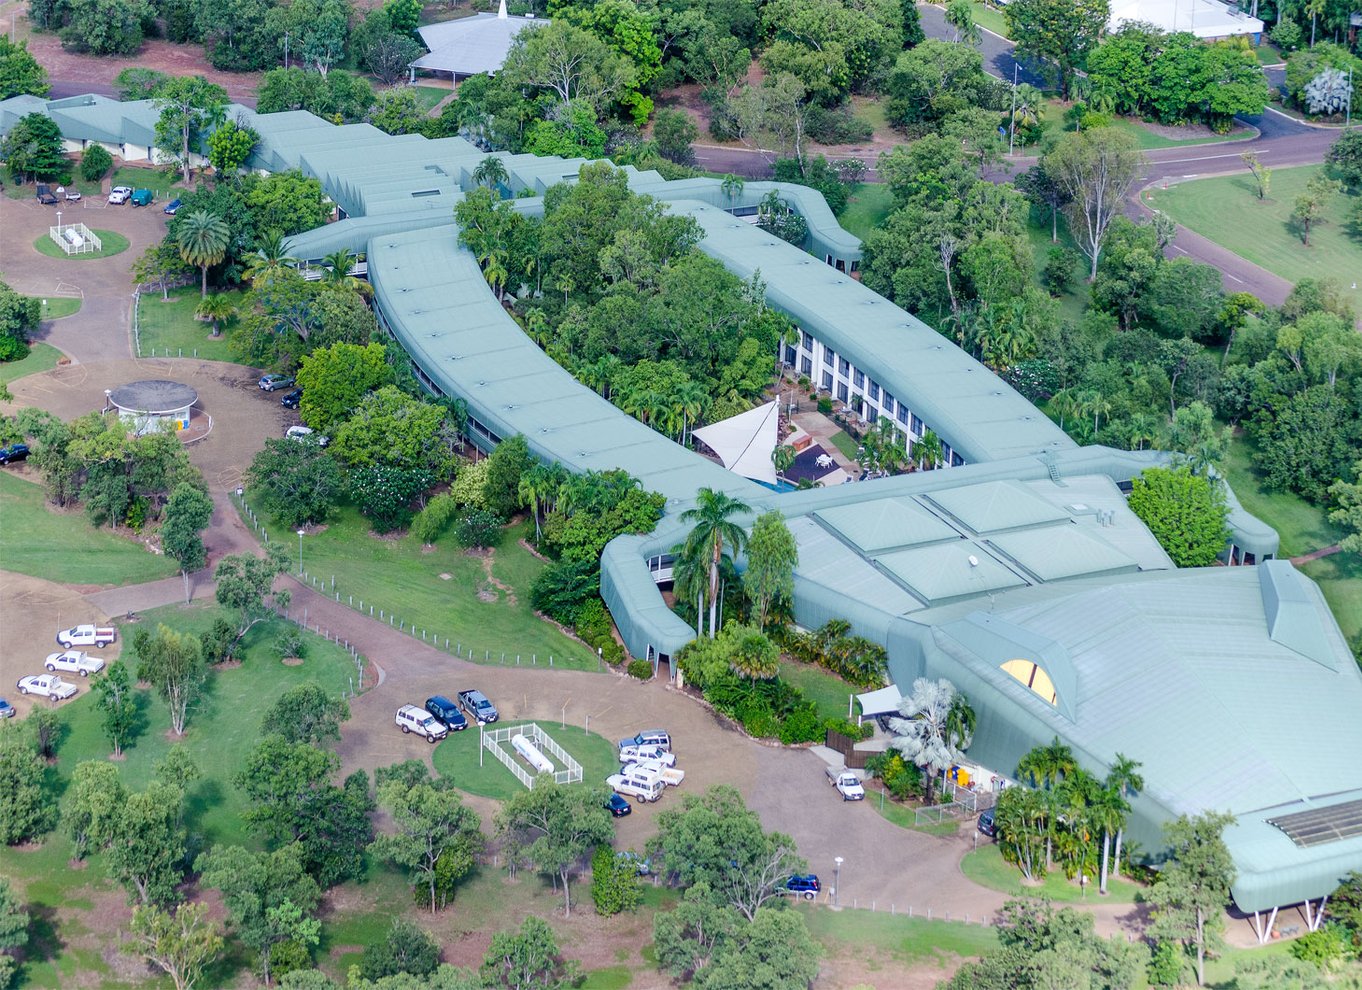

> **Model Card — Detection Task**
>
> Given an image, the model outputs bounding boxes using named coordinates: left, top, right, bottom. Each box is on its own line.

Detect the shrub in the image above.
left=455, top=508, right=502, bottom=549
left=530, top=560, right=599, bottom=625
left=806, top=104, right=873, bottom=145
left=201, top=617, right=238, bottom=665
left=1290, top=924, right=1349, bottom=967
left=735, top=695, right=778, bottom=738
left=1270, top=19, right=1302, bottom=52
left=777, top=703, right=824, bottom=744
left=627, top=659, right=653, bottom=680
left=268, top=940, right=312, bottom=982
left=599, top=640, right=626, bottom=666
left=824, top=716, right=873, bottom=742
left=590, top=846, right=641, bottom=916
left=360, top=918, right=439, bottom=980
left=881, top=753, right=922, bottom=800
left=574, top=598, right=612, bottom=643
left=1147, top=941, right=1183, bottom=986
left=1042, top=246, right=1076, bottom=295
left=409, top=492, right=459, bottom=544
left=817, top=397, right=833, bottom=414
left=80, top=143, right=112, bottom=182
left=274, top=631, right=307, bottom=661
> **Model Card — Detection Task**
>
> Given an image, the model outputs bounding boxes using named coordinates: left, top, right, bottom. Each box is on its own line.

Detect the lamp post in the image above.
left=56, top=209, right=62, bottom=234
left=297, top=529, right=305, bottom=575
left=833, top=856, right=844, bottom=908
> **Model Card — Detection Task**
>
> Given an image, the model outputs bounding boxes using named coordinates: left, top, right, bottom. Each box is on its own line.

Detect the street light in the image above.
left=833, top=856, right=844, bottom=908
left=297, top=529, right=305, bottom=575
left=56, top=209, right=62, bottom=234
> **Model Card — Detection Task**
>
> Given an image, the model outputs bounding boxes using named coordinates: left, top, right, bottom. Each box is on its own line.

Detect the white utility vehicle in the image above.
left=44, top=651, right=105, bottom=677
left=56, top=624, right=117, bottom=648
left=825, top=766, right=866, bottom=801
left=624, top=758, right=685, bottom=788
left=618, top=742, right=675, bottom=766
left=17, top=674, right=78, bottom=701
left=605, top=770, right=665, bottom=803
left=395, top=704, right=448, bottom=742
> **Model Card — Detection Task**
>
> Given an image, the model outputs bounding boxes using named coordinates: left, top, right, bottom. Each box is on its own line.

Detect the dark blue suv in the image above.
left=425, top=695, right=468, bottom=731
left=782, top=875, right=821, bottom=900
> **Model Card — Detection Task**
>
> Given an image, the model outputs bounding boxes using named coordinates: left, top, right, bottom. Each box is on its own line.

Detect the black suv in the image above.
left=425, top=695, right=468, bottom=731
left=0, top=444, right=30, bottom=465
left=281, top=388, right=303, bottom=409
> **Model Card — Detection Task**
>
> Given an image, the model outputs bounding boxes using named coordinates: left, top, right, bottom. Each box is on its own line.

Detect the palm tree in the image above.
left=729, top=626, right=779, bottom=682
left=771, top=444, right=796, bottom=477
left=1049, top=387, right=1082, bottom=432
left=554, top=272, right=575, bottom=305
left=674, top=378, right=710, bottom=446
left=670, top=537, right=710, bottom=638
left=888, top=677, right=974, bottom=806
left=1106, top=754, right=1144, bottom=880
left=680, top=488, right=750, bottom=638
left=242, top=230, right=295, bottom=284
left=480, top=249, right=509, bottom=302
left=911, top=429, right=945, bottom=470
left=1126, top=412, right=1161, bottom=451
left=720, top=174, right=744, bottom=208
left=321, top=248, right=371, bottom=297
left=471, top=155, right=508, bottom=193
left=176, top=211, right=231, bottom=298
left=194, top=293, right=236, bottom=337
left=1017, top=738, right=1078, bottom=871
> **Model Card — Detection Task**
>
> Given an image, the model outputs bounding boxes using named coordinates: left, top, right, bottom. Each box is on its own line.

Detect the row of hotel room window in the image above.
left=782, top=330, right=965, bottom=467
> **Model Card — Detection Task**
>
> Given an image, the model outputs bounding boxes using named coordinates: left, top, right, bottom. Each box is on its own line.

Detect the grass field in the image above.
left=37, top=296, right=81, bottom=319
left=0, top=342, right=62, bottom=385
left=869, top=790, right=964, bottom=838
left=960, top=843, right=1145, bottom=904
left=1036, top=98, right=1249, bottom=152
left=431, top=721, right=619, bottom=800
left=136, top=286, right=242, bottom=361
left=839, top=183, right=894, bottom=241
left=252, top=501, right=591, bottom=669
left=800, top=902, right=999, bottom=965
left=409, top=85, right=450, bottom=113
left=777, top=659, right=857, bottom=721
left=1024, top=216, right=1091, bottom=324
left=33, top=229, right=130, bottom=260
left=827, top=429, right=861, bottom=462
left=969, top=1, right=1011, bottom=38
left=109, top=165, right=180, bottom=200
left=1149, top=165, right=1362, bottom=315
left=0, top=472, right=178, bottom=586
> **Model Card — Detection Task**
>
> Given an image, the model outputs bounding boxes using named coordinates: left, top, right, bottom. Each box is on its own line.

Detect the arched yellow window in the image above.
left=1000, top=659, right=1058, bottom=707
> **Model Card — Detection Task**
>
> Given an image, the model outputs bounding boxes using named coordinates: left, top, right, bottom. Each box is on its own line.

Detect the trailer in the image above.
left=626, top=758, right=685, bottom=787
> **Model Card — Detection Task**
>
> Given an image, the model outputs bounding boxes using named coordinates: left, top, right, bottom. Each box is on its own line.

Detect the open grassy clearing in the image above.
left=32, top=229, right=130, bottom=260
left=1037, top=97, right=1248, bottom=151
left=0, top=342, right=62, bottom=385
left=778, top=659, right=858, bottom=721
left=868, top=790, right=964, bottom=837
left=432, top=721, right=620, bottom=801
left=1023, top=216, right=1091, bottom=324
left=108, top=166, right=180, bottom=200
left=253, top=502, right=592, bottom=669
left=839, top=182, right=894, bottom=241
left=799, top=901, right=999, bottom=965
left=826, top=429, right=861, bottom=462
left=1148, top=165, right=1362, bottom=315
left=136, top=285, right=242, bottom=361
left=409, top=84, right=450, bottom=113
left=960, top=843, right=1145, bottom=904
left=0, top=472, right=178, bottom=586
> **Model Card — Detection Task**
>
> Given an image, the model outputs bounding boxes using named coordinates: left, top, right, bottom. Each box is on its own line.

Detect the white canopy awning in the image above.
left=691, top=401, right=779, bottom=485
left=856, top=684, right=902, bottom=718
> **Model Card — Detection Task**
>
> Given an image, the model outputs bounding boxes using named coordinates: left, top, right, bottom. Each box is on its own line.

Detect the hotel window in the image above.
left=897, top=405, right=909, bottom=425
left=853, top=370, right=864, bottom=388
left=867, top=408, right=878, bottom=423
left=821, top=371, right=833, bottom=389
left=800, top=356, right=812, bottom=375
left=823, top=346, right=835, bottom=366
left=868, top=381, right=879, bottom=401
left=837, top=382, right=848, bottom=402
left=801, top=330, right=813, bottom=350
left=910, top=414, right=924, bottom=435
left=783, top=344, right=797, bottom=365
left=952, top=452, right=965, bottom=467
left=838, top=357, right=850, bottom=377
left=882, top=393, right=895, bottom=416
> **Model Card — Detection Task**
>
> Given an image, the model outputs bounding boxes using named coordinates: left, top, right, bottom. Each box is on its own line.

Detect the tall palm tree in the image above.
left=480, top=249, right=509, bottom=302
left=888, top=677, right=974, bottom=806
left=1107, top=754, right=1144, bottom=880
left=321, top=248, right=372, bottom=297
left=674, top=378, right=710, bottom=446
left=680, top=488, right=750, bottom=638
left=771, top=444, right=796, bottom=477
left=471, top=155, right=508, bottom=193
left=1049, top=387, right=1082, bottom=432
left=176, top=211, right=231, bottom=298
left=911, top=429, right=945, bottom=470
left=720, top=173, right=744, bottom=207
left=194, top=293, right=236, bottom=337
left=242, top=230, right=295, bottom=284
left=1017, top=737, right=1078, bottom=871
left=669, top=537, right=710, bottom=638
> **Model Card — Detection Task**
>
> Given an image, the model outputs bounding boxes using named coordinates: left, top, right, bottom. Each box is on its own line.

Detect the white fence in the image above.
left=481, top=722, right=584, bottom=790
left=49, top=223, right=101, bottom=255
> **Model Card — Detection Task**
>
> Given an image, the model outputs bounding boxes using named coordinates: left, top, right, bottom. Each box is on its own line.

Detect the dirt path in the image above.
left=1291, top=544, right=1343, bottom=565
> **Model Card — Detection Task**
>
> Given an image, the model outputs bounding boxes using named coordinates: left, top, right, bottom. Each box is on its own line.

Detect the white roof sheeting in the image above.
left=414, top=2, right=548, bottom=76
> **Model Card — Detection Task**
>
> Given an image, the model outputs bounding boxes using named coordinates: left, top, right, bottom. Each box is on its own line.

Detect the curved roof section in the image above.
left=109, top=379, right=198, bottom=413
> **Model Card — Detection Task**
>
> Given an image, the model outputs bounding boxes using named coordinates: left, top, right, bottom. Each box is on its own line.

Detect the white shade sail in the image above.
left=691, top=401, right=780, bottom=485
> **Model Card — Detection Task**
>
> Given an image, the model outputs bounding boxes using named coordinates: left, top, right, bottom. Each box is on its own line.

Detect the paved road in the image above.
left=917, top=3, right=1046, bottom=87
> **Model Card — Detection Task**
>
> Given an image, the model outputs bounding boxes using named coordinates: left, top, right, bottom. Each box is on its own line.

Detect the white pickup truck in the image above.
left=606, top=770, right=665, bottom=804
left=56, top=624, right=117, bottom=648
left=626, top=758, right=685, bottom=788
left=17, top=674, right=78, bottom=701
left=618, top=742, right=675, bottom=766
left=825, top=766, right=866, bottom=801
left=45, top=651, right=106, bottom=677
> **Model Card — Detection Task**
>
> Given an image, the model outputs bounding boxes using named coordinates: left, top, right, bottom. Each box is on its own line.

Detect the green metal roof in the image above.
left=925, top=480, right=1073, bottom=534
left=988, top=525, right=1138, bottom=582
left=814, top=497, right=961, bottom=554
left=878, top=542, right=1028, bottom=604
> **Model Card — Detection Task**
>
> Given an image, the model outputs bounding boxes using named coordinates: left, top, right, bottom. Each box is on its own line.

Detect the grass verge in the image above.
left=250, top=501, right=592, bottom=670
left=1147, top=165, right=1362, bottom=315
left=432, top=721, right=619, bottom=801
left=959, top=843, right=1144, bottom=904
left=0, top=472, right=178, bottom=586
left=33, top=230, right=130, bottom=260
left=136, top=286, right=241, bottom=361
left=409, top=85, right=450, bottom=113
left=37, top=296, right=81, bottom=320
left=799, top=901, right=999, bottom=963
left=868, top=789, right=966, bottom=838
left=0, top=342, right=62, bottom=385
left=970, top=1, right=1011, bottom=38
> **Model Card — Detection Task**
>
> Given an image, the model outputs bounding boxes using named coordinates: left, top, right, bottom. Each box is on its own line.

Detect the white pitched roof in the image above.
left=413, top=3, right=548, bottom=76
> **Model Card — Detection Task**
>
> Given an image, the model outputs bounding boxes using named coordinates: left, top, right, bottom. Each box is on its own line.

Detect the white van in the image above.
left=606, top=770, right=665, bottom=803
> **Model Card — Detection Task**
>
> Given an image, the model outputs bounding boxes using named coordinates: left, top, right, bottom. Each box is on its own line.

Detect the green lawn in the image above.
left=136, top=286, right=242, bottom=361
left=1024, top=216, right=1090, bottom=325
left=1149, top=165, right=1362, bottom=315
left=799, top=901, right=999, bottom=962
left=431, top=721, right=619, bottom=801
left=409, top=84, right=450, bottom=113
left=839, top=183, right=894, bottom=241
left=33, top=229, right=130, bottom=260
left=868, top=790, right=965, bottom=838
left=1036, top=97, right=1248, bottom=152
left=0, top=472, right=179, bottom=586
left=970, top=1, right=1011, bottom=38
left=37, top=296, right=81, bottom=319
left=109, top=165, right=179, bottom=200
left=849, top=94, right=891, bottom=139
left=0, top=341, right=62, bottom=385
left=960, top=843, right=1145, bottom=904
left=778, top=659, right=857, bottom=721
left=827, top=429, right=860, bottom=462
left=249, top=501, right=592, bottom=669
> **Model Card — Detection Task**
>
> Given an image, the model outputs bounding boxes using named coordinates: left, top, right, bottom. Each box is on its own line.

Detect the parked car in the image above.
left=45, top=650, right=106, bottom=677
left=259, top=373, right=295, bottom=391
left=163, top=198, right=182, bottom=215
left=977, top=808, right=997, bottom=838
left=108, top=186, right=133, bottom=205
left=56, top=624, right=116, bottom=648
left=424, top=695, right=468, bottom=731
left=458, top=689, right=499, bottom=724
left=16, top=674, right=78, bottom=701
left=619, top=730, right=671, bottom=752
left=280, top=387, right=303, bottom=409
left=64, top=188, right=81, bottom=201
left=35, top=183, right=56, bottom=205
left=605, top=793, right=632, bottom=818
left=624, top=758, right=685, bottom=788
left=0, top=443, right=29, bottom=465
left=285, top=425, right=328, bottom=446
left=130, top=188, right=153, bottom=207
left=395, top=704, right=448, bottom=743
left=605, top=770, right=664, bottom=804
left=0, top=699, right=14, bottom=719
left=781, top=875, right=821, bottom=900
left=618, top=742, right=674, bottom=766
left=825, top=766, right=866, bottom=801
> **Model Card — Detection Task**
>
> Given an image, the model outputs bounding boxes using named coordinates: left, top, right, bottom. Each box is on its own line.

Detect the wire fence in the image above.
left=132, top=288, right=142, bottom=357
left=235, top=490, right=606, bottom=673
left=279, top=607, right=370, bottom=701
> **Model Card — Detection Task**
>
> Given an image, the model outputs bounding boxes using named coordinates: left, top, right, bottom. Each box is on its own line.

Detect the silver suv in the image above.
left=395, top=704, right=448, bottom=743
